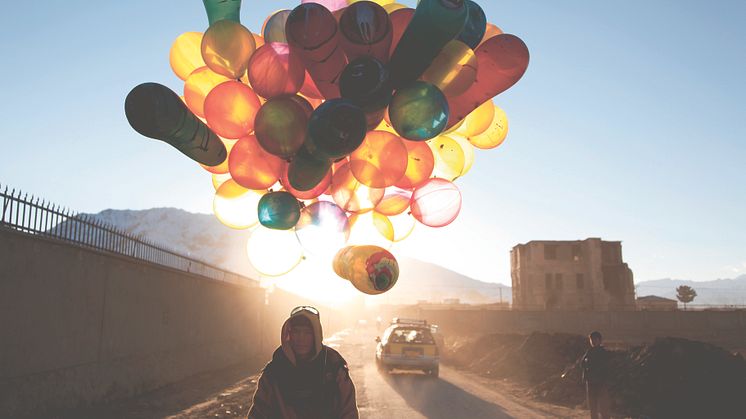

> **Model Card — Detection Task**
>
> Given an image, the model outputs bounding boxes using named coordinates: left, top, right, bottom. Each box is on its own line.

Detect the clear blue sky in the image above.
left=1, top=1, right=744, bottom=285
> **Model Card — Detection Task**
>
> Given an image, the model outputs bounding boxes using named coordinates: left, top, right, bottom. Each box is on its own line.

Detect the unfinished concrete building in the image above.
left=511, top=238, right=636, bottom=311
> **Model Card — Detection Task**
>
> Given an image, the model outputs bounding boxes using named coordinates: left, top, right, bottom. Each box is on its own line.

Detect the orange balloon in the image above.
left=229, top=135, right=284, bottom=190
left=212, top=172, right=233, bottom=190
left=201, top=137, right=236, bottom=174
left=253, top=33, right=266, bottom=49
left=331, top=162, right=385, bottom=213
left=395, top=139, right=434, bottom=189
left=204, top=81, right=262, bottom=139
left=170, top=32, right=206, bottom=81
left=184, top=66, right=231, bottom=118
left=375, top=187, right=412, bottom=216
left=349, top=131, right=408, bottom=188
left=455, top=99, right=495, bottom=137
left=479, top=23, right=504, bottom=46
left=201, top=20, right=256, bottom=79
left=248, top=42, right=306, bottom=99
left=468, top=104, right=509, bottom=149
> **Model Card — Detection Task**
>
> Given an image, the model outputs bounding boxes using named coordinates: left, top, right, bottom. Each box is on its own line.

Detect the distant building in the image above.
left=511, top=238, right=636, bottom=311
left=636, top=295, right=678, bottom=311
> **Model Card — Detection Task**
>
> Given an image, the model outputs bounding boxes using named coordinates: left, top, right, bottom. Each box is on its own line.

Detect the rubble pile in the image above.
left=444, top=333, right=746, bottom=417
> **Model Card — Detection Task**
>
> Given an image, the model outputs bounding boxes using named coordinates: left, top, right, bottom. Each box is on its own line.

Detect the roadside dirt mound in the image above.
left=445, top=333, right=746, bottom=418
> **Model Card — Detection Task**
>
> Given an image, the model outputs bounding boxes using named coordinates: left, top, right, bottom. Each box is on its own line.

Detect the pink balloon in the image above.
left=409, top=178, right=462, bottom=228
left=302, top=0, right=347, bottom=12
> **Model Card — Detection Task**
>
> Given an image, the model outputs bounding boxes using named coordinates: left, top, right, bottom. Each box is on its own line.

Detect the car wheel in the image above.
left=429, top=366, right=439, bottom=378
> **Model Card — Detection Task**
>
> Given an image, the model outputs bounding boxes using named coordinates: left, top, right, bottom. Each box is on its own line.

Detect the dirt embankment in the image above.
left=443, top=333, right=746, bottom=418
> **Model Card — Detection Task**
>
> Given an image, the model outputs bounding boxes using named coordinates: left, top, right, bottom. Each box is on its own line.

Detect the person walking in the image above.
left=581, top=331, right=611, bottom=419
left=247, top=306, right=359, bottom=419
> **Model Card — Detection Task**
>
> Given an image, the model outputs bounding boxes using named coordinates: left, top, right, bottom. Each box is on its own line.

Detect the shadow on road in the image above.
left=381, top=371, right=515, bottom=419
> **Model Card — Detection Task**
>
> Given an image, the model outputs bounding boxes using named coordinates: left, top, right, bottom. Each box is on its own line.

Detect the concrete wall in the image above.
left=0, top=228, right=296, bottom=417
left=383, top=305, right=746, bottom=349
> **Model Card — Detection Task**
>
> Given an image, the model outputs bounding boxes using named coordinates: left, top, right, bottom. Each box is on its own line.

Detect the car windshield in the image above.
left=387, top=327, right=434, bottom=344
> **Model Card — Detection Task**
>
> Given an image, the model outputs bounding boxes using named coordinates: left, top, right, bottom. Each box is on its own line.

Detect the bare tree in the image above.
left=676, top=285, right=697, bottom=310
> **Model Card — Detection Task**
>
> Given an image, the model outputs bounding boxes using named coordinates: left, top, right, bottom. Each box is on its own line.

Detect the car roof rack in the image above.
left=391, top=317, right=428, bottom=326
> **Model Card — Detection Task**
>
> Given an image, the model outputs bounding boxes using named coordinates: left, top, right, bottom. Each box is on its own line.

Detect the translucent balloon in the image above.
left=429, top=135, right=465, bottom=181
left=395, top=139, right=434, bottom=190
left=446, top=34, right=529, bottom=128
left=203, top=0, right=241, bottom=26
left=126, top=82, right=226, bottom=166
left=388, top=8, right=414, bottom=58
left=258, top=191, right=301, bottom=230
left=339, top=57, right=392, bottom=129
left=184, top=66, right=231, bottom=118
left=213, top=180, right=263, bottom=229
left=229, top=135, right=284, bottom=190
left=347, top=0, right=395, bottom=5
left=295, top=201, right=350, bottom=259
left=170, top=32, right=206, bottom=81
left=333, top=245, right=399, bottom=295
left=347, top=211, right=394, bottom=248
left=388, top=0, right=467, bottom=89
left=468, top=104, right=509, bottom=149
left=479, top=23, right=503, bottom=46
left=455, top=99, right=494, bottom=137
left=300, top=71, right=324, bottom=100
left=287, top=146, right=332, bottom=192
left=389, top=81, right=449, bottom=141
left=247, top=226, right=304, bottom=277
left=262, top=10, right=292, bottom=44
left=375, top=187, right=412, bottom=216
left=409, top=178, right=461, bottom=227
left=303, top=0, right=348, bottom=12
left=201, top=20, right=256, bottom=79
left=281, top=160, right=332, bottom=200
left=212, top=172, right=233, bottom=190
left=421, top=40, right=477, bottom=98
left=331, top=162, right=385, bottom=213
left=349, top=131, right=408, bottom=188
left=204, top=81, right=262, bottom=139
left=201, top=137, right=236, bottom=174
left=383, top=3, right=407, bottom=13
left=254, top=95, right=309, bottom=158
left=449, top=133, right=475, bottom=176
left=387, top=211, right=416, bottom=242
left=456, top=0, right=487, bottom=50
left=306, top=99, right=368, bottom=159
left=247, top=42, right=305, bottom=99
left=339, top=1, right=393, bottom=63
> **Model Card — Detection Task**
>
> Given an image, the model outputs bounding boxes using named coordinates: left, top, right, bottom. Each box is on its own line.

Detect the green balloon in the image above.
left=388, top=0, right=467, bottom=89
left=288, top=146, right=332, bottom=192
left=254, top=95, right=309, bottom=159
left=389, top=81, right=449, bottom=141
left=203, top=0, right=241, bottom=26
left=125, top=82, right=226, bottom=166
left=258, top=191, right=301, bottom=230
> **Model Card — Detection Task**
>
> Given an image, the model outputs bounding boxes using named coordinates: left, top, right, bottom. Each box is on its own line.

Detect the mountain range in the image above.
left=87, top=208, right=745, bottom=306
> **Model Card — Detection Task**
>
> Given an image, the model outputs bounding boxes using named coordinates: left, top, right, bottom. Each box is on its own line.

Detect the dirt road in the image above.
left=67, top=327, right=584, bottom=418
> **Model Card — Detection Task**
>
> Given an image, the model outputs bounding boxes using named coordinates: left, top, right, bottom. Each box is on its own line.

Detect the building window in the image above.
left=545, top=273, right=552, bottom=289
left=576, top=273, right=584, bottom=289
left=572, top=245, right=581, bottom=261
left=544, top=244, right=557, bottom=260
left=555, top=273, right=563, bottom=289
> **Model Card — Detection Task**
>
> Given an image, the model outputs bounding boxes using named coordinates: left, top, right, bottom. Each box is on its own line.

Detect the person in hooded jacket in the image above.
left=247, top=306, right=359, bottom=419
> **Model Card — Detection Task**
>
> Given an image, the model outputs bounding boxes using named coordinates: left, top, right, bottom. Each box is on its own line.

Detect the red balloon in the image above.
left=446, top=34, right=529, bottom=128
left=248, top=42, right=306, bottom=99
left=409, top=178, right=462, bottom=228
left=389, top=8, right=414, bottom=59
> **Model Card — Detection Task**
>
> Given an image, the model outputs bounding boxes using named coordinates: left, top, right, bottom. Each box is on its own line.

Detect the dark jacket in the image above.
left=581, top=346, right=610, bottom=385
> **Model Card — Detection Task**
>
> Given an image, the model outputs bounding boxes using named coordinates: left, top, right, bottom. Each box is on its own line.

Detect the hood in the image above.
left=281, top=309, right=324, bottom=366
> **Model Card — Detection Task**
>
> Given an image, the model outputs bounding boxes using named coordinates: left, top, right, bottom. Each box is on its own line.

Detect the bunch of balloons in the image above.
left=125, top=0, right=529, bottom=295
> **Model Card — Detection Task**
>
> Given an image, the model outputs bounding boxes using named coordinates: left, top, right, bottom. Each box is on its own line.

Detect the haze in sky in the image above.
left=1, top=1, right=744, bottom=285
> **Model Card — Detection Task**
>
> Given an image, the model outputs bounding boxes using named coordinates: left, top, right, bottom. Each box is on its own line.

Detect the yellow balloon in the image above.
left=333, top=245, right=399, bottom=295
left=468, top=105, right=509, bottom=150
left=421, top=40, right=477, bottom=97
left=246, top=226, right=303, bottom=277
left=387, top=211, right=416, bottom=242
left=383, top=3, right=406, bottom=13
left=170, top=32, right=206, bottom=81
left=213, top=180, right=263, bottom=229
left=212, top=172, right=233, bottom=190
left=347, top=211, right=394, bottom=248
left=347, top=0, right=394, bottom=5
left=184, top=66, right=231, bottom=118
left=455, top=99, right=495, bottom=138
left=201, top=20, right=257, bottom=79
left=428, top=135, right=465, bottom=181
left=449, top=134, right=475, bottom=177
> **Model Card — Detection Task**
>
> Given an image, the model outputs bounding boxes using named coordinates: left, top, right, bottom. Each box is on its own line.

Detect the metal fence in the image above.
left=0, top=183, right=255, bottom=286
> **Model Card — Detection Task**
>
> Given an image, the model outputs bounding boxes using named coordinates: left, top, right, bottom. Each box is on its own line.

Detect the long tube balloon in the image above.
left=446, top=34, right=529, bottom=128
left=339, top=1, right=393, bottom=63
left=285, top=3, right=348, bottom=99
left=203, top=0, right=241, bottom=25
left=388, top=0, right=467, bottom=89
left=125, top=83, right=227, bottom=166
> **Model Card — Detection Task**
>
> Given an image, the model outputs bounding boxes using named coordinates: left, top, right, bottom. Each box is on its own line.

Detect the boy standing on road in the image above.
left=581, top=331, right=611, bottom=419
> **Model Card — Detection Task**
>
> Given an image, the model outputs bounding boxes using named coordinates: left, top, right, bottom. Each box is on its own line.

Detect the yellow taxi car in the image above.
left=375, top=318, right=440, bottom=377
